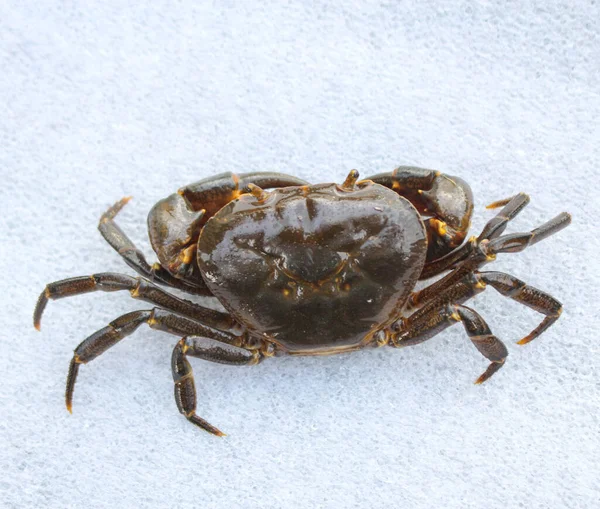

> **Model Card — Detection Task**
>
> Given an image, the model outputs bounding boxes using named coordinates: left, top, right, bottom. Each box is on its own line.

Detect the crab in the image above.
left=34, top=167, right=571, bottom=436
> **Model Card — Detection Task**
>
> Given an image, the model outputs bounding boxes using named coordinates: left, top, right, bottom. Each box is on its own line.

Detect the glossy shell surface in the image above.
left=197, top=181, right=427, bottom=354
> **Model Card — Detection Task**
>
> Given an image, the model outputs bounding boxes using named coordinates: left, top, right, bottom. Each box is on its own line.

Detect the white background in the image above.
left=1, top=1, right=598, bottom=508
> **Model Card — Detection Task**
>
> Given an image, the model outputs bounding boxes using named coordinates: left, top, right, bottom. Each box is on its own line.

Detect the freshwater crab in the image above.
left=34, top=167, right=571, bottom=436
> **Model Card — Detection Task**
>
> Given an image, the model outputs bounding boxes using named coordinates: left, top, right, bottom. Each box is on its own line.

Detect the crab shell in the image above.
left=197, top=181, right=427, bottom=354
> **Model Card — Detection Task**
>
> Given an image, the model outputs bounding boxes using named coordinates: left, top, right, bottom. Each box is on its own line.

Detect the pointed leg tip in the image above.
left=65, top=358, right=80, bottom=414
left=33, top=313, right=43, bottom=330
left=485, top=197, right=511, bottom=209
left=516, top=338, right=532, bottom=346
left=114, top=196, right=133, bottom=211
left=474, top=361, right=505, bottom=385
left=205, top=425, right=227, bottom=438
left=33, top=290, right=49, bottom=329
left=101, top=196, right=133, bottom=222
left=485, top=193, right=530, bottom=210
left=188, top=414, right=226, bottom=437
left=474, top=372, right=493, bottom=384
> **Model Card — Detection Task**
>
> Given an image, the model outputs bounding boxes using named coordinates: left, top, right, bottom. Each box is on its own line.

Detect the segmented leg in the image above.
left=419, top=192, right=532, bottom=280
left=33, top=273, right=238, bottom=333
left=172, top=336, right=261, bottom=436
left=406, top=269, right=563, bottom=345
left=363, top=166, right=474, bottom=265
left=410, top=204, right=571, bottom=307
left=486, top=211, right=571, bottom=255
left=479, top=271, right=562, bottom=345
left=99, top=197, right=212, bottom=295
left=394, top=215, right=569, bottom=380
left=477, top=193, right=531, bottom=241
left=391, top=303, right=508, bottom=384
left=64, top=307, right=243, bottom=415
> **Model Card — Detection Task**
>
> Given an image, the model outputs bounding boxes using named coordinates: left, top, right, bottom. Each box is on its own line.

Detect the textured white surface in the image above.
left=1, top=1, right=599, bottom=508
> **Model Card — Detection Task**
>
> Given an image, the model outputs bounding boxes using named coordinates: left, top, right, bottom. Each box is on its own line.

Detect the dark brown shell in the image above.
left=197, top=181, right=427, bottom=354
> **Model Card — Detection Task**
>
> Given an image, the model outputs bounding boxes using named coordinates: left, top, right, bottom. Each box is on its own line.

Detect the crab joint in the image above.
left=478, top=240, right=497, bottom=261
left=430, top=218, right=448, bottom=236
left=260, top=342, right=276, bottom=357
left=374, top=329, right=388, bottom=347
left=450, top=309, right=462, bottom=322
left=180, top=244, right=197, bottom=265
left=248, top=351, right=262, bottom=365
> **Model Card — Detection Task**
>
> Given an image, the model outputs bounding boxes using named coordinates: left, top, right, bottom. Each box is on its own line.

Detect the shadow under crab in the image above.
left=34, top=167, right=571, bottom=436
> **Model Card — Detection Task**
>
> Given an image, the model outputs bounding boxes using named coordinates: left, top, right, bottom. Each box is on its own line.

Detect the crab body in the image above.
left=197, top=181, right=427, bottom=354
left=35, top=167, right=571, bottom=436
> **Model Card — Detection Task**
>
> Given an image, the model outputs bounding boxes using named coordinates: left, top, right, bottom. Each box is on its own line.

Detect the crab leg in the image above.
left=486, top=211, right=572, bottom=254
left=391, top=303, right=508, bottom=384
left=406, top=270, right=563, bottom=345
left=478, top=271, right=563, bottom=345
left=411, top=209, right=571, bottom=306
left=419, top=192, right=532, bottom=280
left=477, top=193, right=531, bottom=241
left=98, top=197, right=212, bottom=295
left=63, top=307, right=243, bottom=415
left=34, top=273, right=238, bottom=333
left=172, top=336, right=261, bottom=436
